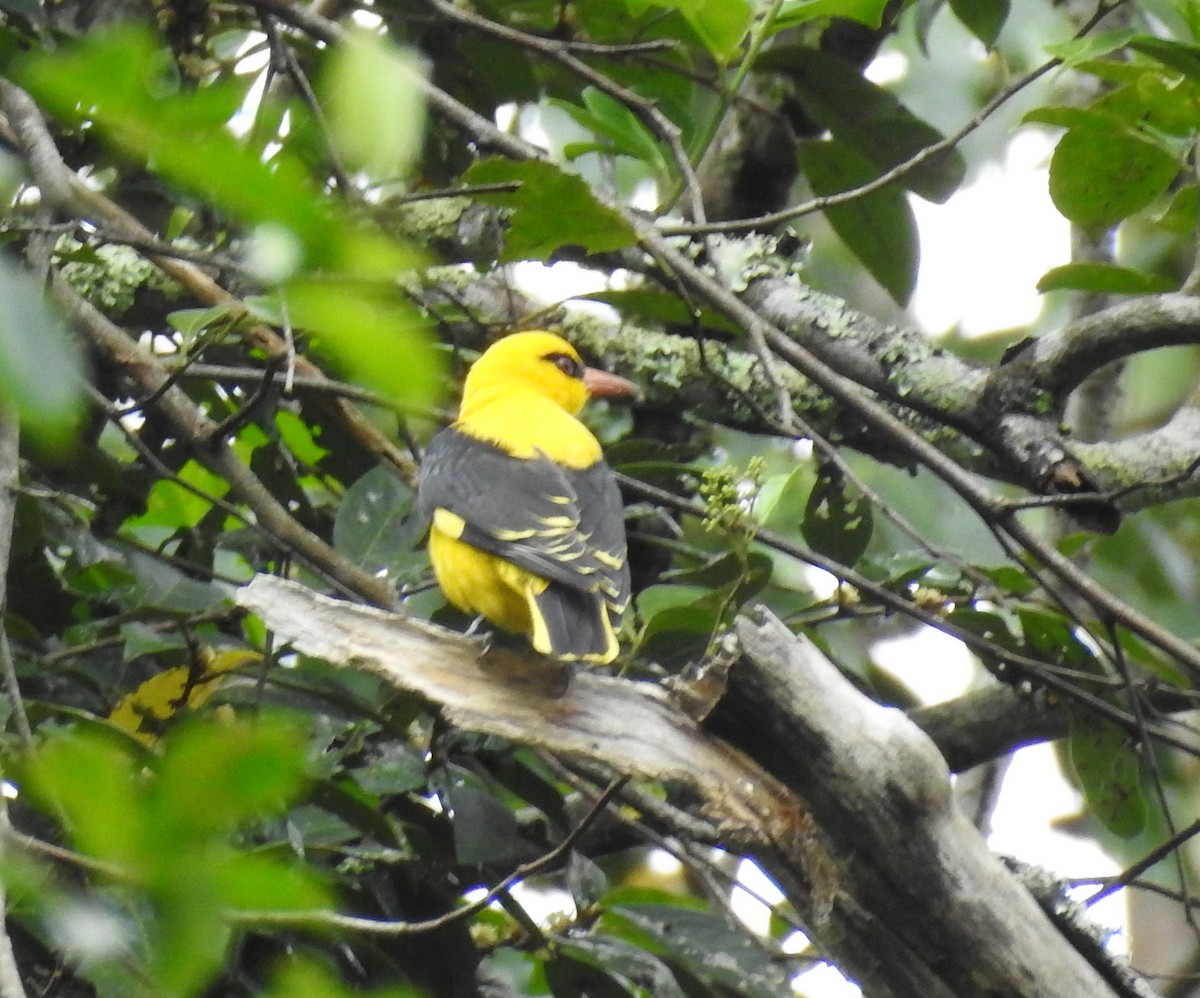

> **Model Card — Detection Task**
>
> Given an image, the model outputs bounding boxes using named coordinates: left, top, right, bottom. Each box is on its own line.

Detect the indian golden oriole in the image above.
left=417, top=332, right=636, bottom=664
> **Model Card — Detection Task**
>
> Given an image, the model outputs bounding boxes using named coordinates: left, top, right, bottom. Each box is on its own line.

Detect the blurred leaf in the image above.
left=759, top=47, right=966, bottom=203
left=265, top=957, right=421, bottom=998
left=1044, top=29, right=1138, bottom=68
left=16, top=28, right=328, bottom=249
left=1129, top=35, right=1200, bottom=79
left=1048, top=122, right=1179, bottom=231
left=0, top=257, right=85, bottom=450
left=23, top=728, right=145, bottom=867
left=18, top=27, right=441, bottom=410
left=567, top=851, right=609, bottom=911
left=464, top=157, right=638, bottom=261
left=677, top=0, right=753, bottom=63
left=1037, top=262, right=1176, bottom=295
left=947, top=0, right=1009, bottom=48
left=323, top=31, right=426, bottom=179
left=152, top=717, right=310, bottom=841
left=773, top=0, right=888, bottom=29
left=1068, top=708, right=1147, bottom=838
left=802, top=472, right=874, bottom=568
left=284, top=277, right=440, bottom=404
left=801, top=138, right=919, bottom=304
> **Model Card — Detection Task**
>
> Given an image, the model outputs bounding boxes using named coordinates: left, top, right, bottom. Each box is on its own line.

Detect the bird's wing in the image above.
left=418, top=427, right=624, bottom=597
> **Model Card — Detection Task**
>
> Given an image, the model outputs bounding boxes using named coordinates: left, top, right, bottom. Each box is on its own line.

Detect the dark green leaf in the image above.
left=1129, top=35, right=1200, bottom=80
left=1068, top=708, right=1147, bottom=838
left=948, top=0, right=1009, bottom=48
left=772, top=0, right=888, bottom=30
left=553, top=936, right=688, bottom=998
left=606, top=901, right=794, bottom=998
left=1037, top=262, right=1176, bottom=295
left=333, top=466, right=427, bottom=582
left=802, top=473, right=874, bottom=568
left=464, top=158, right=638, bottom=261
left=443, top=769, right=519, bottom=864
left=757, top=47, right=966, bottom=203
left=801, top=139, right=919, bottom=304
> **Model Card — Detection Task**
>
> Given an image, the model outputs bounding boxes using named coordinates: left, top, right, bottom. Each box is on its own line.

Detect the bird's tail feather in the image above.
left=531, top=585, right=618, bottom=663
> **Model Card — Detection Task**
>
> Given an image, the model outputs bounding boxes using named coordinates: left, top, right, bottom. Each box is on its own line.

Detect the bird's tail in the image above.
left=531, top=584, right=619, bottom=664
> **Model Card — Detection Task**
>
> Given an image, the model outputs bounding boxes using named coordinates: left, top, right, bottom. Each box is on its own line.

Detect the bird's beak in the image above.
left=583, top=367, right=640, bottom=400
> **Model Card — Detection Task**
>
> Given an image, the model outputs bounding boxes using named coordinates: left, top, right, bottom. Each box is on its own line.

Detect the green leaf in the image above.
left=553, top=936, right=688, bottom=998
left=1037, top=262, right=1176, bottom=295
left=1129, top=35, right=1200, bottom=80
left=166, top=302, right=237, bottom=339
left=151, top=718, right=310, bottom=841
left=605, top=901, right=794, bottom=998
left=774, top=0, right=888, bottom=30
left=801, top=138, right=919, bottom=304
left=1044, top=29, right=1138, bottom=69
left=1068, top=708, right=1147, bottom=838
left=757, top=47, right=966, bottom=203
left=16, top=28, right=327, bottom=249
left=22, top=728, right=146, bottom=868
left=443, top=770, right=519, bottom=864
left=948, top=0, right=1009, bottom=48
left=284, top=277, right=441, bottom=404
left=0, top=258, right=85, bottom=450
left=333, top=466, right=427, bottom=581
left=323, top=31, right=426, bottom=179
left=463, top=158, right=638, bottom=261
left=678, top=0, right=753, bottom=63
left=1049, top=123, right=1179, bottom=231
left=18, top=28, right=442, bottom=411
left=802, top=471, right=874, bottom=567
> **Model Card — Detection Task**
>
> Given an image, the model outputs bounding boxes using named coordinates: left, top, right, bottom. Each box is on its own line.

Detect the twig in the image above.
left=0, top=408, right=30, bottom=748
left=664, top=0, right=1128, bottom=236
left=1085, top=817, right=1200, bottom=907
left=419, top=0, right=707, bottom=223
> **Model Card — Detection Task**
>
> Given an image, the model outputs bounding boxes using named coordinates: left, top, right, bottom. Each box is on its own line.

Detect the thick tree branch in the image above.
left=236, top=575, right=1130, bottom=998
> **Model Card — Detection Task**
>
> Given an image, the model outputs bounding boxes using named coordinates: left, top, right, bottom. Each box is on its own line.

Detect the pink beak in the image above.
left=583, top=366, right=640, bottom=400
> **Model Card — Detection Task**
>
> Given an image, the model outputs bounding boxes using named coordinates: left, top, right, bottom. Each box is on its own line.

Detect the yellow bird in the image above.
left=417, top=332, right=636, bottom=663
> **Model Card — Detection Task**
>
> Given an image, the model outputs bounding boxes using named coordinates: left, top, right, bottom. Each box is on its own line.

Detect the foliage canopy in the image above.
left=0, top=0, right=1199, bottom=996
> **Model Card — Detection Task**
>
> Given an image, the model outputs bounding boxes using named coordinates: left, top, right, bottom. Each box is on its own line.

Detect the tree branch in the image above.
left=236, top=575, right=1131, bottom=998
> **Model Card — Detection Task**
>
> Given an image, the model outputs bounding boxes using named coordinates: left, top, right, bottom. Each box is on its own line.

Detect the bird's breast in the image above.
left=455, top=395, right=603, bottom=468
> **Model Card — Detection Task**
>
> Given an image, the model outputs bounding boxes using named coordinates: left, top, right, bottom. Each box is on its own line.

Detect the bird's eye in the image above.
left=545, top=352, right=584, bottom=379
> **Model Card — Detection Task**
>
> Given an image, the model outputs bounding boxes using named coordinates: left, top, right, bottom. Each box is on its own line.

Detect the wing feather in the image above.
left=419, top=428, right=628, bottom=612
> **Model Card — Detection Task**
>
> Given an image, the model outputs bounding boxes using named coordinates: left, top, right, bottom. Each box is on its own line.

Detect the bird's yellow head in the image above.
left=460, top=331, right=636, bottom=418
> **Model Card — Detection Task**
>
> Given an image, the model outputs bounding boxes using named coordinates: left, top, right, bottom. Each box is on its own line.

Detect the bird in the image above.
left=417, top=331, right=636, bottom=664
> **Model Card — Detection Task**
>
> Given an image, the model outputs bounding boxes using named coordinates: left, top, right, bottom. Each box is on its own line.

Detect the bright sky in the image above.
left=910, top=129, right=1072, bottom=336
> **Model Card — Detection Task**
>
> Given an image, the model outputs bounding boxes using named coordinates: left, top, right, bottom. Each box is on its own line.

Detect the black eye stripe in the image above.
left=545, top=351, right=584, bottom=379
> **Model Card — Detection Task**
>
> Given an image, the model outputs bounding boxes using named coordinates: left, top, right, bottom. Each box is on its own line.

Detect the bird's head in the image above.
left=461, top=331, right=637, bottom=417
